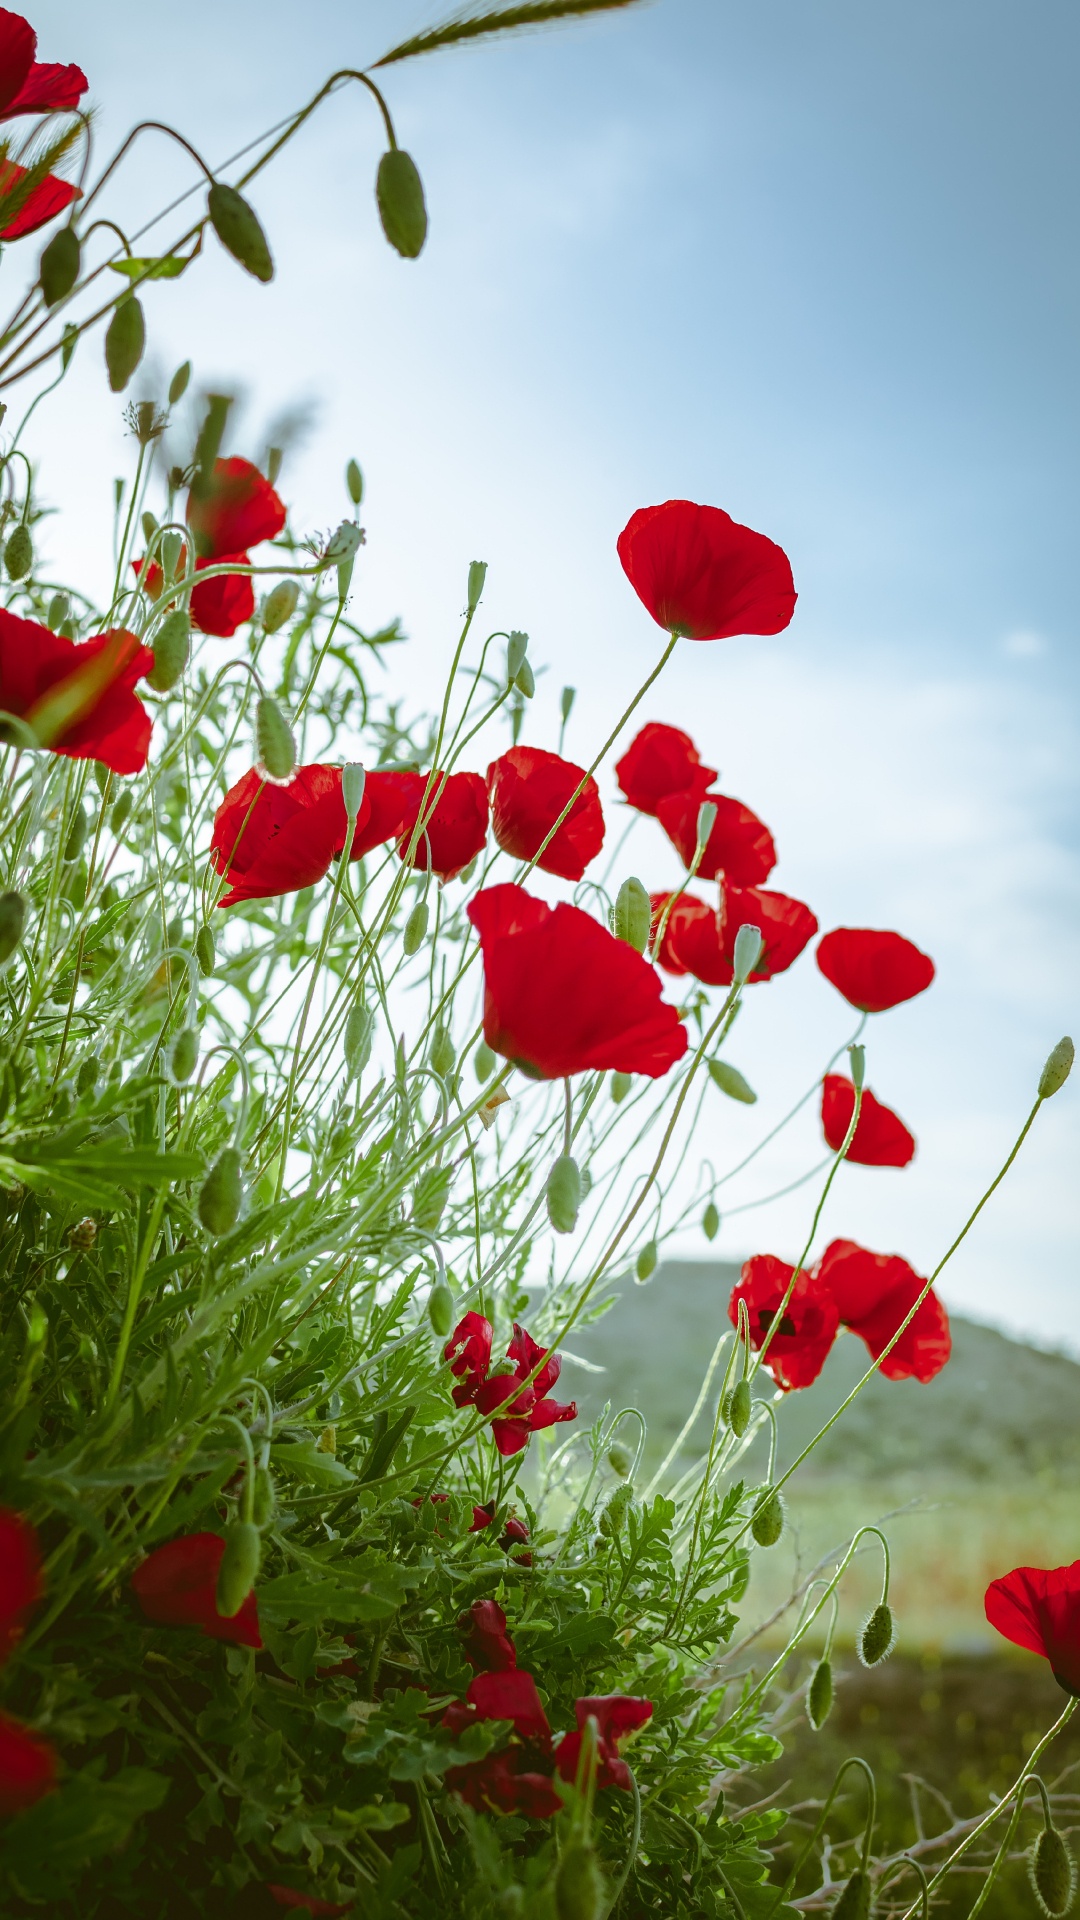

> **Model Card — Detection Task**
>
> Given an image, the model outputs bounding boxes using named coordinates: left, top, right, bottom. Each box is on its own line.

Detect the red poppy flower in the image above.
left=0, top=12, right=87, bottom=120
left=444, top=1312, right=493, bottom=1404
left=133, top=548, right=185, bottom=603
left=130, top=1533, right=262, bottom=1648
left=447, top=1746, right=562, bottom=1819
left=820, top=1074, right=915, bottom=1168
left=617, top=500, right=797, bottom=642
left=190, top=553, right=255, bottom=637
left=507, top=1323, right=563, bottom=1398
left=0, top=159, right=79, bottom=239
left=0, top=609, right=153, bottom=774
left=397, top=770, right=488, bottom=882
left=648, top=891, right=721, bottom=983
left=615, top=721, right=717, bottom=819
left=468, top=882, right=687, bottom=1080
left=211, top=764, right=356, bottom=907
left=0, top=1713, right=56, bottom=1816
left=656, top=789, right=776, bottom=887
left=266, top=1890, right=351, bottom=1917
left=719, top=881, right=818, bottom=982
left=444, top=1312, right=576, bottom=1455
left=460, top=1598, right=517, bottom=1672
left=487, top=746, right=604, bottom=881
left=187, top=457, right=286, bottom=560
left=984, top=1563, right=1080, bottom=1697
left=729, top=1254, right=840, bottom=1391
left=466, top=1668, right=552, bottom=1744
left=816, top=927, right=935, bottom=1013
left=468, top=1504, right=532, bottom=1565
left=815, top=1239, right=950, bottom=1383
left=0, top=1508, right=41, bottom=1665
left=555, top=1696, right=653, bottom=1792
left=472, top=1372, right=578, bottom=1458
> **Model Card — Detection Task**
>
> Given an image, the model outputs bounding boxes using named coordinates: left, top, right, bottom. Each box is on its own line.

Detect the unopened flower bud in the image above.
left=695, top=799, right=718, bottom=853
left=474, top=1040, right=496, bottom=1083
left=832, top=1870, right=871, bottom=1920
left=170, top=1027, right=198, bottom=1084
left=376, top=149, right=428, bottom=259
left=547, top=1153, right=581, bottom=1235
left=168, top=361, right=191, bottom=406
left=708, top=1059, right=757, bottom=1104
left=403, top=901, right=429, bottom=955
left=47, top=592, right=68, bottom=630
left=733, top=923, right=764, bottom=985
left=344, top=1003, right=374, bottom=1080
left=215, top=1520, right=261, bottom=1617
left=262, top=579, right=299, bottom=633
left=39, top=225, right=80, bottom=306
left=195, top=926, right=216, bottom=977
left=466, top=559, right=487, bottom=614
left=141, top=511, right=158, bottom=547
left=1039, top=1037, right=1074, bottom=1101
left=598, top=1483, right=634, bottom=1538
left=4, top=523, right=32, bottom=580
left=430, top=1024, right=455, bottom=1079
left=751, top=1489, right=785, bottom=1547
left=105, top=295, right=145, bottom=392
left=76, top=1056, right=99, bottom=1096
left=614, top=876, right=651, bottom=954
left=635, top=1239, right=657, bottom=1283
left=515, top=658, right=535, bottom=699
left=703, top=1199, right=720, bottom=1240
left=316, top=1424, right=336, bottom=1454
left=266, top=446, right=283, bottom=487
left=198, top=1147, right=244, bottom=1237
left=427, top=1276, right=455, bottom=1338
left=147, top=610, right=190, bottom=692
left=560, top=686, right=576, bottom=724
left=1031, top=1823, right=1076, bottom=1918
left=860, top=1600, right=895, bottom=1667
left=342, top=761, right=366, bottom=820
left=610, top=1071, right=632, bottom=1105
left=607, top=1441, right=633, bottom=1478
left=160, top=530, right=184, bottom=579
left=346, top=458, right=364, bottom=506
left=807, top=1657, right=833, bottom=1730
left=725, top=1376, right=751, bottom=1436
left=555, top=1841, right=605, bottom=1920
left=193, top=393, right=231, bottom=482
left=251, top=1468, right=276, bottom=1529
left=207, top=181, right=274, bottom=282
left=848, top=1042, right=865, bottom=1091
left=506, top=631, right=528, bottom=681
left=63, top=806, right=87, bottom=864
left=255, top=694, right=296, bottom=785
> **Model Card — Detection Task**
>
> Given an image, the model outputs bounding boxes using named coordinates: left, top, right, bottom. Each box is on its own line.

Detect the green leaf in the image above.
left=109, top=251, right=197, bottom=281
left=0, top=1767, right=169, bottom=1902
left=258, top=1560, right=415, bottom=1625
left=270, top=1440, right=356, bottom=1489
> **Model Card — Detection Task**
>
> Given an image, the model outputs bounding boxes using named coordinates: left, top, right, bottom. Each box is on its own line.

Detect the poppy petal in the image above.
left=656, top=788, right=776, bottom=887
left=729, top=1254, right=839, bottom=1391
left=0, top=1713, right=56, bottom=1816
left=821, top=1074, right=916, bottom=1167
left=985, top=1563, right=1080, bottom=1696
left=487, top=745, right=604, bottom=881
left=617, top=499, right=797, bottom=641
left=615, top=721, right=717, bottom=818
left=816, top=927, right=935, bottom=1013
left=0, top=161, right=78, bottom=239
left=186, top=457, right=285, bottom=559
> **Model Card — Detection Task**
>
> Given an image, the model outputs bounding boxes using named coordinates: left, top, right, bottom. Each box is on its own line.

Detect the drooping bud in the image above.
left=160, top=530, right=184, bottom=580
left=346, top=458, right=364, bottom=506
left=751, top=1489, right=785, bottom=1547
left=255, top=695, right=297, bottom=785
left=611, top=1071, right=631, bottom=1103
left=215, top=1520, right=261, bottom=1617
left=168, top=361, right=191, bottom=406
left=1039, top=1037, right=1074, bottom=1101
left=466, top=560, right=487, bottom=614
left=725, top=1376, right=751, bottom=1437
left=1031, top=1823, right=1076, bottom=1917
left=430, top=1024, right=456, bottom=1079
left=695, top=799, right=718, bottom=854
left=635, top=1239, right=657, bottom=1283
left=403, top=901, right=429, bottom=955
left=703, top=1200, right=720, bottom=1240
left=555, top=1842, right=606, bottom=1920
left=195, top=925, right=216, bottom=977
left=598, top=1483, right=634, bottom=1538
left=733, top=923, right=764, bottom=985
left=63, top=806, right=87, bottom=864
left=344, top=1003, right=374, bottom=1080
left=262, top=579, right=299, bottom=633
left=198, top=1147, right=244, bottom=1236
left=147, top=610, right=191, bottom=692
left=708, top=1059, right=757, bottom=1104
left=607, top=1441, right=633, bottom=1478
left=105, top=295, right=145, bottom=392
left=207, top=182, right=274, bottom=282
left=560, top=686, right=576, bottom=724
left=0, top=890, right=27, bottom=967
left=4, top=523, right=32, bottom=580
left=376, top=149, right=428, bottom=259
left=515, top=658, right=535, bottom=699
left=474, top=1040, right=496, bottom=1083
left=427, top=1275, right=455, bottom=1338
left=848, top=1042, right=865, bottom=1091
left=831, top=1870, right=871, bottom=1920
left=546, top=1153, right=582, bottom=1235
left=506, top=631, right=528, bottom=682
left=614, top=877, right=651, bottom=954
left=342, top=761, right=366, bottom=820
left=807, top=1657, right=834, bottom=1730
left=860, top=1601, right=895, bottom=1667
left=170, top=1027, right=198, bottom=1084
left=39, top=225, right=80, bottom=306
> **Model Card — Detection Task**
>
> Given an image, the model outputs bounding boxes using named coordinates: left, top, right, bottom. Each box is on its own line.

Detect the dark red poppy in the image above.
left=444, top=1312, right=493, bottom=1405
left=187, top=457, right=286, bottom=560
left=266, top=1889, right=351, bottom=1917
left=190, top=553, right=255, bottom=637
left=398, top=770, right=488, bottom=882
left=0, top=12, right=87, bottom=120
left=816, top=927, right=935, bottom=1013
left=615, top=721, right=717, bottom=818
left=617, top=500, right=797, bottom=642
left=466, top=1669, right=552, bottom=1744
left=211, top=764, right=355, bottom=907
left=729, top=1254, right=839, bottom=1391
left=657, top=788, right=776, bottom=887
left=468, top=1504, right=532, bottom=1565
left=0, top=609, right=153, bottom=774
left=719, top=881, right=818, bottom=982
left=507, top=1323, right=563, bottom=1398
left=459, top=1597, right=517, bottom=1672
left=468, top=882, right=687, bottom=1080
left=0, top=1508, right=41, bottom=1665
left=821, top=1074, right=915, bottom=1168
left=555, top=1695, right=653, bottom=1792
left=130, top=1532, right=262, bottom=1648
left=444, top=1312, right=576, bottom=1456
left=0, top=159, right=78, bottom=238
left=984, top=1564, right=1080, bottom=1697
left=815, top=1239, right=950, bottom=1383
left=0, top=1713, right=56, bottom=1816
left=487, top=746, right=604, bottom=881
left=446, top=1746, right=562, bottom=1819
left=473, top=1371, right=577, bottom=1458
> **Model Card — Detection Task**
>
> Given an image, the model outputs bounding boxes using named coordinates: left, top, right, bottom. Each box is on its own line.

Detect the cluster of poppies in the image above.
left=0, top=9, right=86, bottom=241
left=730, top=1240, right=950, bottom=1391
left=0, top=1509, right=56, bottom=1816
left=443, top=1597, right=652, bottom=1817
left=444, top=1316, right=577, bottom=1456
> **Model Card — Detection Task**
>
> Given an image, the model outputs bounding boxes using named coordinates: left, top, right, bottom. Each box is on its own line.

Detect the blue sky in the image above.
left=21, top=0, right=1080, bottom=1344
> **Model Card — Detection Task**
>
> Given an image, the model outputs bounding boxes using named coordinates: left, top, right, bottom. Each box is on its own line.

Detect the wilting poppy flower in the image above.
left=555, top=1696, right=653, bottom=1792
left=0, top=609, right=153, bottom=774
left=459, top=1597, right=517, bottom=1672
left=211, top=764, right=355, bottom=907
left=0, top=1713, right=57, bottom=1816
left=0, top=1508, right=41, bottom=1664
left=615, top=721, right=717, bottom=819
left=617, top=500, right=797, bottom=642
left=719, top=881, right=817, bottom=982
left=468, top=883, right=687, bottom=1080
left=487, top=745, right=604, bottom=881
left=0, top=11, right=87, bottom=120
left=657, top=788, right=776, bottom=887
left=398, top=769, right=488, bottom=882
left=816, top=927, right=935, bottom=1013
left=729, top=1254, right=839, bottom=1391
left=815, top=1239, right=950, bottom=1383
left=187, top=457, right=286, bottom=560
left=130, top=1532, right=262, bottom=1648
left=821, top=1074, right=915, bottom=1168
left=266, top=1889, right=351, bottom=1917
left=190, top=553, right=255, bottom=637
left=984, top=1563, right=1080, bottom=1697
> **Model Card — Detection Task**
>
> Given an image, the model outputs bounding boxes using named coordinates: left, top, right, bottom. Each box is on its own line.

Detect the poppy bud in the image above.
left=0, top=890, right=27, bottom=967
left=614, top=876, right=651, bottom=954
left=344, top=1003, right=374, bottom=1080
left=142, top=511, right=158, bottom=547
left=403, top=901, right=429, bottom=955
left=467, top=559, right=487, bottom=614
left=428, top=1276, right=455, bottom=1338
left=547, top=1153, right=581, bottom=1234
left=47, top=592, right=68, bottom=630
left=342, top=762, right=366, bottom=820
left=703, top=1200, right=720, bottom=1240
left=195, top=926, right=216, bottom=977
left=160, top=530, right=184, bottom=580
left=1031, top=1823, right=1076, bottom=1917
left=170, top=1027, right=198, bottom=1084
left=751, top=1489, right=785, bottom=1547
left=251, top=1468, right=276, bottom=1529
left=807, top=1657, right=833, bottom=1730
left=266, top=445, right=283, bottom=487
left=1039, top=1037, right=1074, bottom=1101
left=215, top=1520, right=261, bottom=1617
left=263, top=579, right=299, bottom=634
left=376, top=149, right=428, bottom=259
left=561, top=686, right=576, bottom=724
left=695, top=799, right=718, bottom=852
left=412, top=1165, right=451, bottom=1230
left=515, top=658, right=536, bottom=699
left=105, top=296, right=145, bottom=392
left=555, top=1842, right=605, bottom=1920
left=506, top=631, right=528, bottom=681
left=111, top=790, right=132, bottom=830
left=4, top=523, right=32, bottom=579
left=69, top=1215, right=97, bottom=1251
left=147, top=610, right=191, bottom=693
left=607, top=1441, right=633, bottom=1478
left=636, top=1239, right=657, bottom=1283
left=207, top=181, right=274, bottom=282
left=430, top=1024, right=455, bottom=1078
left=611, top=1071, right=631, bottom=1103
left=198, top=1147, right=244, bottom=1236
left=346, top=458, right=364, bottom=506
left=598, top=1482, right=634, bottom=1538
left=474, top=1040, right=496, bottom=1083
left=76, top=1056, right=99, bottom=1096
left=708, top=1059, right=757, bottom=1104
left=733, top=923, right=764, bottom=985
left=725, top=1376, right=751, bottom=1436
left=860, top=1601, right=895, bottom=1667
left=832, top=1870, right=871, bottom=1920
left=255, top=695, right=296, bottom=785
left=168, top=361, right=191, bottom=405
left=848, top=1042, right=865, bottom=1091
left=63, top=806, right=87, bottom=864
left=39, top=225, right=80, bottom=306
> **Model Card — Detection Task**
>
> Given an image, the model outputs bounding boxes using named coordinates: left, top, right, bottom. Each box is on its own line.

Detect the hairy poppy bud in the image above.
left=725, top=1376, right=751, bottom=1437
left=147, top=610, right=191, bottom=693
left=403, top=901, right=429, bottom=955
left=561, top=686, right=576, bottom=724
left=344, top=1003, right=374, bottom=1080
left=832, top=1870, right=871, bottom=1920
left=105, top=296, right=145, bottom=392
left=506, top=631, right=528, bottom=682
left=428, top=1276, right=454, bottom=1338
left=1031, top=1823, right=1076, bottom=1917
left=807, top=1657, right=833, bottom=1730
left=198, top=1147, right=243, bottom=1236
left=76, top=1056, right=99, bottom=1096
left=170, top=1027, right=198, bottom=1084
left=207, top=181, right=274, bottom=282
left=695, top=799, right=718, bottom=852
left=141, top=511, right=158, bottom=547
left=63, top=806, right=87, bottom=864
left=160, top=530, right=184, bottom=579
left=555, top=1842, right=605, bottom=1920
left=251, top=1468, right=276, bottom=1530
left=346, top=458, right=364, bottom=506
left=1039, top=1037, right=1074, bottom=1101
left=474, top=1040, right=496, bottom=1083
left=607, top=1441, right=633, bottom=1478
left=0, top=890, right=27, bottom=967
left=733, top=923, right=764, bottom=985
left=636, top=1239, right=657, bottom=1283
left=614, top=877, right=651, bottom=953
left=216, top=1520, right=261, bottom=1617
left=195, top=926, right=216, bottom=977
left=515, top=658, right=536, bottom=699
left=466, top=559, right=487, bottom=614
left=860, top=1601, right=895, bottom=1667
left=598, top=1482, right=634, bottom=1538
left=611, top=1071, right=631, bottom=1103
left=255, top=695, right=296, bottom=785
left=703, top=1200, right=720, bottom=1240
left=262, top=579, right=298, bottom=633
left=547, top=1153, right=581, bottom=1234
left=4, top=523, right=32, bottom=579
left=39, top=225, right=80, bottom=306
left=708, top=1059, right=757, bottom=1104
left=342, top=762, right=366, bottom=820
left=751, top=1489, right=785, bottom=1547
left=168, top=360, right=191, bottom=406
left=47, top=592, right=68, bottom=631
left=430, top=1024, right=455, bottom=1078
left=412, top=1165, right=451, bottom=1230
left=848, top=1042, right=865, bottom=1091
left=376, top=149, right=428, bottom=259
